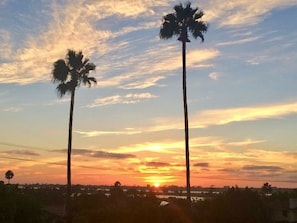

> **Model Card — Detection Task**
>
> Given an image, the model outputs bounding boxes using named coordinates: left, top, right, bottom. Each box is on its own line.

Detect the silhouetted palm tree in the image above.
left=52, top=50, right=96, bottom=223
left=5, top=170, right=14, bottom=184
left=160, top=2, right=207, bottom=206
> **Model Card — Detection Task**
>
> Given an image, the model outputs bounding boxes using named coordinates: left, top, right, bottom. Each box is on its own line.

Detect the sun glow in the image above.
left=154, top=183, right=160, bottom=188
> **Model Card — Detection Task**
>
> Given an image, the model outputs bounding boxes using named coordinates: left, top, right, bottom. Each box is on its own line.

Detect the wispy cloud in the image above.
left=216, top=36, right=260, bottom=46
left=203, top=0, right=297, bottom=27
left=194, top=162, right=209, bottom=167
left=2, top=106, right=22, bottom=112
left=86, top=92, right=157, bottom=107
left=149, top=101, right=297, bottom=131
left=45, top=98, right=70, bottom=106
left=0, top=149, right=40, bottom=156
left=53, top=148, right=135, bottom=159
left=242, top=165, right=283, bottom=171
left=74, top=128, right=142, bottom=137
left=192, top=101, right=297, bottom=127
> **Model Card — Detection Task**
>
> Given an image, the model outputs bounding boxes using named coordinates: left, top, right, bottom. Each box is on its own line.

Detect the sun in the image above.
left=154, top=183, right=160, bottom=188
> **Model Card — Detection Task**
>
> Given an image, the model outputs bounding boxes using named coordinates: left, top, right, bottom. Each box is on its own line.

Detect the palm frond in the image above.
left=52, top=59, right=68, bottom=82
left=82, top=76, right=97, bottom=87
left=85, top=63, right=96, bottom=72
left=67, top=50, right=84, bottom=70
left=56, top=82, right=72, bottom=97
left=160, top=13, right=179, bottom=39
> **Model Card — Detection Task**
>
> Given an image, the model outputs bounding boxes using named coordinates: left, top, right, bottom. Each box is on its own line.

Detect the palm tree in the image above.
left=52, top=49, right=96, bottom=223
left=159, top=2, right=207, bottom=207
left=5, top=170, right=14, bottom=184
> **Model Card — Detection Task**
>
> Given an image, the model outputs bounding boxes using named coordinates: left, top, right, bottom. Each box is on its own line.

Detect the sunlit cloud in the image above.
left=148, top=101, right=297, bottom=131
left=0, top=149, right=40, bottom=156
left=144, top=161, right=170, bottom=168
left=86, top=92, right=158, bottom=107
left=0, top=30, right=12, bottom=60
left=74, top=128, right=142, bottom=137
left=216, top=36, right=260, bottom=46
left=193, top=101, right=297, bottom=126
left=45, top=98, right=70, bottom=106
left=203, top=0, right=297, bottom=27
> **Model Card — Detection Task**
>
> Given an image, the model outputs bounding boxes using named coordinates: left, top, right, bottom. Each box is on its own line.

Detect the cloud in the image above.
left=0, top=30, right=12, bottom=60
left=1, top=149, right=40, bottom=156
left=0, top=0, right=219, bottom=88
left=86, top=92, right=158, bottom=107
left=191, top=101, right=297, bottom=127
left=74, top=129, right=142, bottom=137
left=216, top=36, right=260, bottom=46
left=203, top=0, right=297, bottom=27
left=208, top=72, right=218, bottom=80
left=194, top=162, right=209, bottom=167
left=52, top=148, right=135, bottom=159
left=144, top=161, right=170, bottom=167
left=242, top=165, right=283, bottom=171
left=2, top=106, right=22, bottom=112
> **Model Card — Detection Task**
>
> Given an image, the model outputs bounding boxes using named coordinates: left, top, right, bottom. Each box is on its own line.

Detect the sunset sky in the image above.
left=1, top=0, right=297, bottom=188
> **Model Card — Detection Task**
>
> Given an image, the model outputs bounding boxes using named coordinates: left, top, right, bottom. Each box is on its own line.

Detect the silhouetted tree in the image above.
left=194, top=187, right=271, bottom=223
left=5, top=170, right=14, bottom=184
left=159, top=2, right=207, bottom=206
left=52, top=50, right=96, bottom=223
left=262, top=182, right=273, bottom=196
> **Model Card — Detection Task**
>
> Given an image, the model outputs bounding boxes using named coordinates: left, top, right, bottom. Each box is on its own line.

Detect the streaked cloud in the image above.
left=0, top=149, right=40, bottom=156
left=203, top=0, right=297, bottom=27
left=2, top=106, right=22, bottom=112
left=242, top=165, right=283, bottom=171
left=53, top=148, right=136, bottom=159
left=144, top=161, right=170, bottom=167
left=74, top=129, right=142, bottom=137
left=216, top=36, right=260, bottom=46
left=86, top=92, right=157, bottom=107
left=192, top=101, right=297, bottom=127
left=194, top=162, right=209, bottom=167
left=149, top=101, right=297, bottom=131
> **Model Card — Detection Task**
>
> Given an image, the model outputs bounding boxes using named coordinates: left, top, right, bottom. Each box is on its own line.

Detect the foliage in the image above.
left=159, top=2, right=207, bottom=42
left=193, top=187, right=272, bottom=223
left=52, top=50, right=96, bottom=97
left=0, top=184, right=42, bottom=223
left=1, top=184, right=293, bottom=223
left=5, top=170, right=14, bottom=184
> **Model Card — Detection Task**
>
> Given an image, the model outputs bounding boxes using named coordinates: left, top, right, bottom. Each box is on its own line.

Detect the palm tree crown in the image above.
left=52, top=50, right=97, bottom=96
left=5, top=170, right=14, bottom=184
left=160, top=2, right=207, bottom=42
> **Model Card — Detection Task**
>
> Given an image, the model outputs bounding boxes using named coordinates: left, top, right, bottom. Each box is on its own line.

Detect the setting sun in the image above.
left=154, top=183, right=160, bottom=188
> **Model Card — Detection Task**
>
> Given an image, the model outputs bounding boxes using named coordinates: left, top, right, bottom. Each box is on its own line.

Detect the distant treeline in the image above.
left=1, top=182, right=297, bottom=223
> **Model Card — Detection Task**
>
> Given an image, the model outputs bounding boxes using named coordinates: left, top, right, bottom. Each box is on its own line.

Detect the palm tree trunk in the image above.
left=182, top=40, right=191, bottom=208
left=66, top=89, right=75, bottom=223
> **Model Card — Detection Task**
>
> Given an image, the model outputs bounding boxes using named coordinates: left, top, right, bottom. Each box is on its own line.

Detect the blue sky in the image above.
left=0, top=0, right=297, bottom=188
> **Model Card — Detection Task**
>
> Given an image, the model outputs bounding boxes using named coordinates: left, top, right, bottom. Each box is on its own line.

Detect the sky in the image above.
left=0, top=0, right=297, bottom=188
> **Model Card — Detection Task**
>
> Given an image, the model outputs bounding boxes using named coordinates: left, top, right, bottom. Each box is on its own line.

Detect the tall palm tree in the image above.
left=160, top=2, right=207, bottom=207
left=5, top=170, right=14, bottom=184
left=52, top=49, right=96, bottom=223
